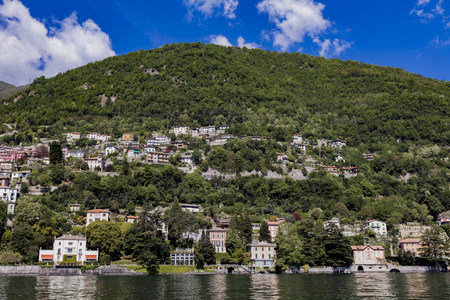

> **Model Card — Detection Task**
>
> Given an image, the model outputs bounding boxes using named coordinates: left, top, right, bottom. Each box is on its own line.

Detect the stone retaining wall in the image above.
left=0, top=265, right=138, bottom=276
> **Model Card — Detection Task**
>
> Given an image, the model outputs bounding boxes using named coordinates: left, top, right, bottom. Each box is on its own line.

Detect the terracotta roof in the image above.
left=400, top=238, right=422, bottom=244
left=127, top=216, right=139, bottom=219
left=351, top=245, right=384, bottom=251
left=86, top=255, right=97, bottom=259
left=87, top=209, right=110, bottom=213
left=41, top=255, right=53, bottom=259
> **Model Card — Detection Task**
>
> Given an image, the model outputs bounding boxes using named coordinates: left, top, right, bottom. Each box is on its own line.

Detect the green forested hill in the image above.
left=1, top=43, right=449, bottom=145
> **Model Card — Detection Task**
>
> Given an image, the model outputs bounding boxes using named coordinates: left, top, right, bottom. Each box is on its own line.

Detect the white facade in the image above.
left=86, top=132, right=111, bottom=142
left=365, top=220, right=387, bottom=236
left=105, top=146, right=118, bottom=155
left=0, top=186, right=17, bottom=214
left=147, top=136, right=170, bottom=146
left=86, top=209, right=110, bottom=226
left=84, top=157, right=104, bottom=171
left=180, top=203, right=202, bottom=213
left=66, top=150, right=85, bottom=160
left=352, top=245, right=385, bottom=265
left=292, top=135, right=303, bottom=144
left=173, top=126, right=190, bottom=136
left=39, top=235, right=98, bottom=263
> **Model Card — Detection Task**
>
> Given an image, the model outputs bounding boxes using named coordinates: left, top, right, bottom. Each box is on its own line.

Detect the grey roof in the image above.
left=56, top=235, right=86, bottom=241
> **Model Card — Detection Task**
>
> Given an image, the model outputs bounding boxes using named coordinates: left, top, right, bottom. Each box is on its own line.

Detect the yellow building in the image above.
left=122, top=133, right=133, bottom=141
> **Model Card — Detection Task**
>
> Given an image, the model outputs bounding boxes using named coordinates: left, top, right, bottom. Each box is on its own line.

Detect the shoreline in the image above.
left=0, top=264, right=446, bottom=276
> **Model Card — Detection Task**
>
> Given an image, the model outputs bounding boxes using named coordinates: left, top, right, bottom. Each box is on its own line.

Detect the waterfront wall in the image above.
left=0, top=265, right=138, bottom=276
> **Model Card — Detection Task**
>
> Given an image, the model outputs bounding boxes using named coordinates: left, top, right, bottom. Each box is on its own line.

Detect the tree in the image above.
left=86, top=221, right=123, bottom=258
left=164, top=201, right=198, bottom=246
left=195, top=230, right=216, bottom=267
left=259, top=220, right=271, bottom=242
left=49, top=142, right=64, bottom=165
left=419, top=226, right=447, bottom=261
left=236, top=215, right=253, bottom=244
left=322, top=224, right=353, bottom=267
left=225, top=229, right=243, bottom=257
left=123, top=221, right=170, bottom=267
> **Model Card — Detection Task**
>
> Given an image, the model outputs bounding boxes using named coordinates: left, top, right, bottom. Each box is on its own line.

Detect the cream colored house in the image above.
left=247, top=241, right=276, bottom=267
left=351, top=245, right=385, bottom=265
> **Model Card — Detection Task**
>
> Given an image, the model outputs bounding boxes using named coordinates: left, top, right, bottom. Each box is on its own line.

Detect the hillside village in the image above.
left=0, top=122, right=449, bottom=272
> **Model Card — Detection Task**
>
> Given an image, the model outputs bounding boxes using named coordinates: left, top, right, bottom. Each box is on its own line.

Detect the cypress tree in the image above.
left=259, top=220, right=271, bottom=242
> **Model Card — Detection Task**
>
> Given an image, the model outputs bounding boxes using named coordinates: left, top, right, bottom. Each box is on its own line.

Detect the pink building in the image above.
left=86, top=209, right=110, bottom=226
left=208, top=228, right=227, bottom=253
left=267, top=218, right=285, bottom=241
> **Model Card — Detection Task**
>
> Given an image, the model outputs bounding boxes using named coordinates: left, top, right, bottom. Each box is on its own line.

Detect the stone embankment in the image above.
left=288, top=264, right=447, bottom=274
left=0, top=265, right=139, bottom=276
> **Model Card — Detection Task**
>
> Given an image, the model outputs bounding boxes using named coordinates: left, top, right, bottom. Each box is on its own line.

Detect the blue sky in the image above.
left=1, top=0, right=450, bottom=85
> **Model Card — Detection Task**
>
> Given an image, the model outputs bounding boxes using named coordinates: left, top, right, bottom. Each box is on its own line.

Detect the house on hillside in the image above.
left=343, top=167, right=358, bottom=174
left=126, top=216, right=139, bottom=223
left=39, top=235, right=98, bottom=263
left=0, top=186, right=17, bottom=214
left=86, top=209, right=110, bottom=226
left=322, top=166, right=338, bottom=175
left=277, top=153, right=289, bottom=162
left=105, top=145, right=118, bottom=155
left=69, top=204, right=80, bottom=212
left=173, top=126, right=190, bottom=136
left=84, top=156, right=104, bottom=171
left=147, top=152, right=169, bottom=164
left=363, top=153, right=375, bottom=160
left=438, top=216, right=450, bottom=226
left=399, top=238, right=423, bottom=256
left=121, top=133, right=134, bottom=142
left=268, top=218, right=285, bottom=241
left=247, top=242, right=276, bottom=267
left=329, top=140, right=347, bottom=148
left=365, top=220, right=387, bottom=236
left=180, top=203, right=202, bottom=213
left=292, top=134, right=302, bottom=145
left=208, top=228, right=227, bottom=253
left=217, top=125, right=229, bottom=134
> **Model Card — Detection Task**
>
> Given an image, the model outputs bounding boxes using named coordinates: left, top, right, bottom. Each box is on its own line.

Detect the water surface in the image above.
left=0, top=273, right=449, bottom=299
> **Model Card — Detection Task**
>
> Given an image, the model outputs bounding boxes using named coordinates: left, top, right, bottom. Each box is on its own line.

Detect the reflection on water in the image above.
left=36, top=276, right=98, bottom=299
left=352, top=273, right=395, bottom=298
left=250, top=274, right=280, bottom=300
left=0, top=273, right=449, bottom=299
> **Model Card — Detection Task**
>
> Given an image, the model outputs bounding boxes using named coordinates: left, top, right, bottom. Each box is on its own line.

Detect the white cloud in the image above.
left=237, top=36, right=259, bottom=49
left=417, top=0, right=431, bottom=5
left=410, top=0, right=447, bottom=23
left=209, top=34, right=233, bottom=46
left=209, top=35, right=259, bottom=49
left=183, top=0, right=239, bottom=20
left=313, top=37, right=351, bottom=57
left=429, top=35, right=450, bottom=46
left=0, top=0, right=115, bottom=86
left=257, top=0, right=331, bottom=51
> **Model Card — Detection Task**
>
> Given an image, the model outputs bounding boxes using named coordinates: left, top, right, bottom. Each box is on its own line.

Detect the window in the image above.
left=262, top=254, right=264, bottom=259
left=255, top=254, right=258, bottom=259
left=68, top=242, right=73, bottom=246
left=255, top=247, right=257, bottom=252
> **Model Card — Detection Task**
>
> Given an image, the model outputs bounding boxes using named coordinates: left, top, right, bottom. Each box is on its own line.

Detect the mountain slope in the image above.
left=0, top=81, right=28, bottom=100
left=0, top=43, right=449, bottom=145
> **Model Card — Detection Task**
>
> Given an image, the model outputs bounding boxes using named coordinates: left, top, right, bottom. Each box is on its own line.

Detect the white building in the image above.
left=69, top=204, right=81, bottom=212
left=217, top=125, right=229, bottom=134
left=86, top=132, right=111, bottom=142
left=66, top=150, right=85, bottom=160
left=39, top=235, right=98, bottom=263
left=84, top=157, right=104, bottom=171
left=365, top=220, right=387, bottom=236
left=65, top=132, right=81, bottom=141
left=173, top=126, right=190, bottom=136
left=147, top=136, right=170, bottom=146
left=180, top=203, right=202, bottom=213
left=105, top=145, right=118, bottom=155
left=0, top=186, right=17, bottom=214
left=86, top=209, right=110, bottom=226
left=292, top=134, right=303, bottom=144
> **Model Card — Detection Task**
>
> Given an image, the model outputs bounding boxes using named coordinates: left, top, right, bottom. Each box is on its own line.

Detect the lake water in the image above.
left=0, top=273, right=449, bottom=299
